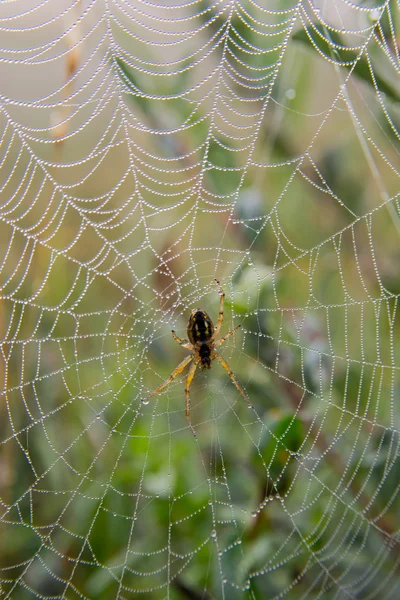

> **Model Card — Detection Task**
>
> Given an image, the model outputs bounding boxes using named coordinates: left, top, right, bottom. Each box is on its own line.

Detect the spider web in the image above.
left=0, top=0, right=399, bottom=598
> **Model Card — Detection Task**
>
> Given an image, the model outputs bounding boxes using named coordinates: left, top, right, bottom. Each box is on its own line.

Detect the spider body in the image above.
left=146, top=279, right=251, bottom=435
left=187, top=309, right=213, bottom=369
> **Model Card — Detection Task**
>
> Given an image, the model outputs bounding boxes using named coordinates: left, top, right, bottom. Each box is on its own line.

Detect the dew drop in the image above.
left=369, top=8, right=382, bottom=22
left=211, top=529, right=217, bottom=539
left=142, top=397, right=150, bottom=405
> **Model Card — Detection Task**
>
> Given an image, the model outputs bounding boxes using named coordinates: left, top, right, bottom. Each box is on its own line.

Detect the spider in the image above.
left=146, top=279, right=251, bottom=435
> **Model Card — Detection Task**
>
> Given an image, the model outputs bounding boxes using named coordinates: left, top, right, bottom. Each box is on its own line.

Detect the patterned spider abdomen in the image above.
left=187, top=309, right=214, bottom=344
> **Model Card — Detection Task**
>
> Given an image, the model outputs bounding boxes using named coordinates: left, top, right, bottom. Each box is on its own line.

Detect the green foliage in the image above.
left=293, top=23, right=400, bottom=103
left=2, top=4, right=400, bottom=599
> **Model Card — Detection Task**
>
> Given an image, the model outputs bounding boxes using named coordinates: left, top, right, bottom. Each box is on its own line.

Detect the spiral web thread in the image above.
left=0, top=0, right=399, bottom=598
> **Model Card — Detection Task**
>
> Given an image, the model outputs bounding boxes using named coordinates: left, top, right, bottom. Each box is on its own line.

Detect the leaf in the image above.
left=293, top=23, right=400, bottom=103
left=254, top=413, right=304, bottom=467
left=115, top=57, right=149, bottom=114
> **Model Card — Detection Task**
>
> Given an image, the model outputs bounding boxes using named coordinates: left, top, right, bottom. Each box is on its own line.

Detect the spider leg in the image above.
left=171, top=330, right=193, bottom=350
left=214, top=324, right=241, bottom=348
left=211, top=278, right=225, bottom=340
left=213, top=352, right=252, bottom=407
left=185, top=356, right=201, bottom=436
left=146, top=354, right=193, bottom=399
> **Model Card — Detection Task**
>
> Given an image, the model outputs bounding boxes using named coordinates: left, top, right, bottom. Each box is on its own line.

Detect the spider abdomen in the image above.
left=187, top=309, right=214, bottom=346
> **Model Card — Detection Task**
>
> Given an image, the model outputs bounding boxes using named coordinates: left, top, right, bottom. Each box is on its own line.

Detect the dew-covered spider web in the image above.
left=0, top=0, right=400, bottom=598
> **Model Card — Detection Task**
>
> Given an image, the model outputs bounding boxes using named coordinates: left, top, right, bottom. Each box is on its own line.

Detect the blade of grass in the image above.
left=293, top=23, right=400, bottom=103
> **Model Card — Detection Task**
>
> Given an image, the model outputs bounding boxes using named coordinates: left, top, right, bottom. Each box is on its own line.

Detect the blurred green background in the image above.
left=0, top=1, right=399, bottom=598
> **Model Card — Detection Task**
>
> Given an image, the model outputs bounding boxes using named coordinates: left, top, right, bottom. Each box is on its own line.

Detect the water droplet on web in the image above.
left=211, top=529, right=217, bottom=539
left=251, top=510, right=258, bottom=518
left=142, top=397, right=150, bottom=405
left=370, top=8, right=382, bottom=22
